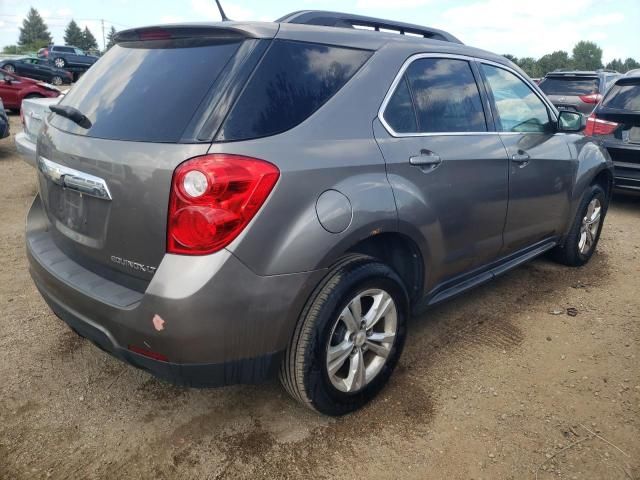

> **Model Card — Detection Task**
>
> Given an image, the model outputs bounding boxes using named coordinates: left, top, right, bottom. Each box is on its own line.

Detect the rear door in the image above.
left=36, top=29, right=271, bottom=284
left=479, top=63, right=575, bottom=254
left=374, top=55, right=509, bottom=289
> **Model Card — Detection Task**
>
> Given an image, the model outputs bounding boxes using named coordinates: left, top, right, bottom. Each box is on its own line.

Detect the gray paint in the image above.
left=26, top=20, right=613, bottom=382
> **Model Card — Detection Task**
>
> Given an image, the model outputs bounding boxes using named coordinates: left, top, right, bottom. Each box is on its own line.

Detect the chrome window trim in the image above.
left=378, top=53, right=559, bottom=138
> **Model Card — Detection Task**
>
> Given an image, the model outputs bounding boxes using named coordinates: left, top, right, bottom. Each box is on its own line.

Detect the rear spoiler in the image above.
left=114, top=23, right=278, bottom=44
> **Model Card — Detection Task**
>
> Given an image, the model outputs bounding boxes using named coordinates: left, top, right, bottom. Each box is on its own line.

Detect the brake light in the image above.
left=584, top=113, right=618, bottom=136
left=138, top=29, right=172, bottom=41
left=167, top=154, right=279, bottom=255
left=579, top=93, right=602, bottom=104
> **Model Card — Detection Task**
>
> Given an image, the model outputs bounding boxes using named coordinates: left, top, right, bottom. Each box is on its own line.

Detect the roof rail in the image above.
left=276, top=10, right=463, bottom=44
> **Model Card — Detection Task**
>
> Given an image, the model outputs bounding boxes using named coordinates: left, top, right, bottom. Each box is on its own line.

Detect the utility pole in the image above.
left=101, top=19, right=105, bottom=52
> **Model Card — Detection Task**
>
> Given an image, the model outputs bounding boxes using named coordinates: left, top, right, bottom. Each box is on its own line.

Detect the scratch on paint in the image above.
left=152, top=314, right=165, bottom=332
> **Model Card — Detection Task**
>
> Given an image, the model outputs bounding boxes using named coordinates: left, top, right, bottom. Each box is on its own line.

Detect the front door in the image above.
left=479, top=63, right=575, bottom=255
left=374, top=56, right=509, bottom=291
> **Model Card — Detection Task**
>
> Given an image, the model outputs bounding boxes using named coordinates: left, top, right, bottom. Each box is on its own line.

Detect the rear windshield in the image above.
left=538, top=76, right=599, bottom=96
left=602, top=81, right=640, bottom=111
left=51, top=40, right=242, bottom=142
left=216, top=40, right=372, bottom=141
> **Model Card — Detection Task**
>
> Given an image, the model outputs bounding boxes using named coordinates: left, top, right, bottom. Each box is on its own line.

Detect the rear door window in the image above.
left=539, top=77, right=599, bottom=95
left=51, top=39, right=244, bottom=142
left=217, top=40, right=371, bottom=141
left=383, top=77, right=418, bottom=133
left=602, top=81, right=640, bottom=111
left=399, top=58, right=487, bottom=133
left=481, top=64, right=551, bottom=133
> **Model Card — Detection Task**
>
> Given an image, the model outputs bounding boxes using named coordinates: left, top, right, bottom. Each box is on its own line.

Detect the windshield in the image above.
left=52, top=39, right=243, bottom=142
left=539, top=76, right=600, bottom=96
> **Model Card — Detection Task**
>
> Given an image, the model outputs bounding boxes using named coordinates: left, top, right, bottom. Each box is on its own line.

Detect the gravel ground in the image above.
left=0, top=112, right=638, bottom=480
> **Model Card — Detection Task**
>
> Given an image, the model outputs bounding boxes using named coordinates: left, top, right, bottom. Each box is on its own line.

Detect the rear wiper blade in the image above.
left=50, top=105, right=92, bottom=129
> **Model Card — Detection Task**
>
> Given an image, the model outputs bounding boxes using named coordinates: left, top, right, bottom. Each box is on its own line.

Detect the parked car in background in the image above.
left=16, top=96, right=61, bottom=167
left=0, top=69, right=60, bottom=111
left=37, top=45, right=98, bottom=80
left=26, top=12, right=613, bottom=416
left=539, top=69, right=622, bottom=114
left=0, top=57, right=73, bottom=86
left=0, top=98, right=9, bottom=139
left=585, top=72, right=640, bottom=192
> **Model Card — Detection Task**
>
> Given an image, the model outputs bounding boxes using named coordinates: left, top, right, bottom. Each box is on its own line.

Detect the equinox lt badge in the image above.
left=110, top=256, right=157, bottom=274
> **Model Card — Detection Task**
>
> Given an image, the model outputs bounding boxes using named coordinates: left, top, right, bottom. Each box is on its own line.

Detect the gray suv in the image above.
left=27, top=11, right=613, bottom=415
left=538, top=69, right=622, bottom=114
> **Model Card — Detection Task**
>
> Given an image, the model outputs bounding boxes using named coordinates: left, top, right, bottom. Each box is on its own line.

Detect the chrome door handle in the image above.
left=511, top=152, right=530, bottom=162
left=409, top=154, right=442, bottom=167
left=38, top=156, right=112, bottom=201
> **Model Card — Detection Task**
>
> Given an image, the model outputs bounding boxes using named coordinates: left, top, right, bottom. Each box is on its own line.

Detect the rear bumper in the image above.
left=27, top=195, right=324, bottom=387
left=15, top=132, right=37, bottom=167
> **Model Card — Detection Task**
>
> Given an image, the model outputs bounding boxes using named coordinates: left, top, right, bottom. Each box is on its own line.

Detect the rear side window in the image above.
left=539, top=77, right=599, bottom=95
left=384, top=77, right=418, bottom=133
left=217, top=40, right=371, bottom=141
left=51, top=40, right=243, bottom=142
left=602, top=82, right=640, bottom=111
left=399, top=58, right=487, bottom=133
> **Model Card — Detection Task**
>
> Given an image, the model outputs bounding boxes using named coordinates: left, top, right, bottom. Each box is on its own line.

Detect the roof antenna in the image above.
left=215, top=0, right=230, bottom=21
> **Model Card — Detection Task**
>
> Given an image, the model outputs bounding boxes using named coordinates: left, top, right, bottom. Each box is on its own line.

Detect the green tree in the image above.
left=64, top=20, right=84, bottom=46
left=106, top=26, right=117, bottom=50
left=80, top=26, right=98, bottom=52
left=503, top=54, right=518, bottom=64
left=622, top=57, right=640, bottom=73
left=605, top=58, right=625, bottom=72
left=572, top=41, right=603, bottom=70
left=18, top=7, right=52, bottom=50
left=517, top=57, right=540, bottom=77
left=537, top=50, right=572, bottom=75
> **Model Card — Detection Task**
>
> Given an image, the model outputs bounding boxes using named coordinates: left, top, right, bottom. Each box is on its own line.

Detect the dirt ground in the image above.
left=0, top=112, right=638, bottom=480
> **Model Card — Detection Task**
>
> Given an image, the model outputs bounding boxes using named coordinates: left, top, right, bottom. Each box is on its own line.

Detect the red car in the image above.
left=0, top=68, right=60, bottom=111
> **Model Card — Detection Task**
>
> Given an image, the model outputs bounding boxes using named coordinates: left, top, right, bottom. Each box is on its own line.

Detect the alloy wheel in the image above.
left=578, top=198, right=602, bottom=255
left=5, top=64, right=15, bottom=73
left=54, top=58, right=65, bottom=68
left=326, top=288, right=398, bottom=393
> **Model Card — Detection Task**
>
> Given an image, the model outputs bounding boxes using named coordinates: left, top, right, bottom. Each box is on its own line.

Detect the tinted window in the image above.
left=384, top=76, right=417, bottom=133
left=52, top=40, right=243, bottom=142
left=482, top=64, right=551, bottom=133
left=539, top=77, right=599, bottom=95
left=218, top=40, right=371, bottom=141
left=404, top=58, right=486, bottom=133
left=55, top=47, right=75, bottom=53
left=602, top=81, right=640, bottom=111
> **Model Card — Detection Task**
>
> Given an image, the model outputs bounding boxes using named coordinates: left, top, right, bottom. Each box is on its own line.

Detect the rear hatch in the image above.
left=538, top=75, right=600, bottom=112
left=591, top=77, right=640, bottom=173
left=37, top=24, right=275, bottom=289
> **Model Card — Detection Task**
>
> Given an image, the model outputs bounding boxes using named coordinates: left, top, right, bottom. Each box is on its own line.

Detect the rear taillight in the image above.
left=579, top=93, right=602, bottom=104
left=584, top=113, right=618, bottom=136
left=167, top=154, right=279, bottom=255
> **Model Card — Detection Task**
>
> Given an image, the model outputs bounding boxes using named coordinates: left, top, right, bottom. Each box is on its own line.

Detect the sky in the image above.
left=0, top=0, right=638, bottom=62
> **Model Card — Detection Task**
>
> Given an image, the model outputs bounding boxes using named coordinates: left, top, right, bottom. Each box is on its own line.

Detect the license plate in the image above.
left=629, top=127, right=640, bottom=144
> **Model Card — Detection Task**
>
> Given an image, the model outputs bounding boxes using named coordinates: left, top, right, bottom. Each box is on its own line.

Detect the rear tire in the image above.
left=552, top=184, right=607, bottom=266
left=280, top=254, right=408, bottom=416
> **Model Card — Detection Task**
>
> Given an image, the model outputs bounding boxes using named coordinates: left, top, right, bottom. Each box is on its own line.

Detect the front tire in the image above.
left=280, top=255, right=408, bottom=416
left=4, top=63, right=15, bottom=73
left=51, top=75, right=63, bottom=86
left=53, top=57, right=66, bottom=68
left=552, top=184, right=608, bottom=266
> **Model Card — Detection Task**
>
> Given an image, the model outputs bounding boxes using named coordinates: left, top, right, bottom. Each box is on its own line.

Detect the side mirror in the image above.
left=557, top=110, right=586, bottom=132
